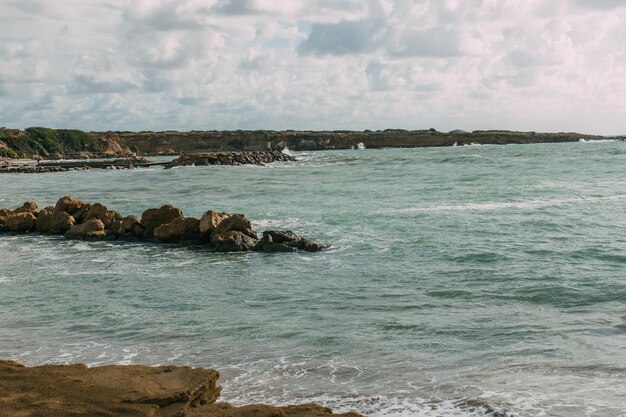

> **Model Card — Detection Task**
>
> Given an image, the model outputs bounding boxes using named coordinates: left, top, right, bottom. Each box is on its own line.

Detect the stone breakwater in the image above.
left=0, top=360, right=365, bottom=417
left=0, top=197, right=326, bottom=253
left=166, top=151, right=295, bottom=168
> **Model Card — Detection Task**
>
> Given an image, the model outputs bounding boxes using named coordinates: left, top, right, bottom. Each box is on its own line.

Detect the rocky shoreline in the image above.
left=0, top=197, right=326, bottom=253
left=0, top=360, right=364, bottom=417
left=165, top=150, right=295, bottom=168
left=1, top=127, right=611, bottom=160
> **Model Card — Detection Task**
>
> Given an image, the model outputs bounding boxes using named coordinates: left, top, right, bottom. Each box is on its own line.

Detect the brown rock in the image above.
left=84, top=203, right=122, bottom=228
left=140, top=205, right=184, bottom=239
left=14, top=201, right=38, bottom=214
left=187, top=402, right=365, bottom=417
left=110, top=215, right=142, bottom=238
left=154, top=217, right=201, bottom=244
left=213, top=213, right=258, bottom=239
left=199, top=210, right=230, bottom=235
left=5, top=211, right=37, bottom=232
left=0, top=360, right=221, bottom=417
left=36, top=208, right=76, bottom=234
left=54, top=196, right=86, bottom=215
left=211, top=230, right=257, bottom=252
left=64, top=218, right=106, bottom=240
left=72, top=203, right=92, bottom=223
left=253, top=231, right=327, bottom=253
left=0, top=208, right=12, bottom=232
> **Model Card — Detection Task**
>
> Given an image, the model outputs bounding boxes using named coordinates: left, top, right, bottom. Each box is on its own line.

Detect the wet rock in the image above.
left=166, top=151, right=295, bottom=168
left=4, top=211, right=37, bottom=232
left=253, top=231, right=327, bottom=253
left=154, top=217, right=202, bottom=244
left=0, top=208, right=12, bottom=232
left=110, top=215, right=142, bottom=239
left=84, top=203, right=122, bottom=229
left=36, top=208, right=75, bottom=234
left=211, top=230, right=257, bottom=252
left=64, top=218, right=106, bottom=240
left=54, top=196, right=85, bottom=215
left=199, top=210, right=230, bottom=235
left=72, top=203, right=92, bottom=223
left=213, top=213, right=257, bottom=240
left=140, top=205, right=184, bottom=239
left=14, top=201, right=38, bottom=214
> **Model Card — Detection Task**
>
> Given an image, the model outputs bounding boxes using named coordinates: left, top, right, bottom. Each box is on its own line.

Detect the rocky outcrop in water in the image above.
left=165, top=151, right=294, bottom=168
left=0, top=197, right=327, bottom=253
left=0, top=360, right=364, bottom=417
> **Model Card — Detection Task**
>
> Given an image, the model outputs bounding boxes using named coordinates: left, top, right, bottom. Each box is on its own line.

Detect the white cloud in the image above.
left=0, top=0, right=625, bottom=134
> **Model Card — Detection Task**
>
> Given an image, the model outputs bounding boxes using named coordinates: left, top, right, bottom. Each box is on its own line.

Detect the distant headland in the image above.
left=0, top=127, right=619, bottom=160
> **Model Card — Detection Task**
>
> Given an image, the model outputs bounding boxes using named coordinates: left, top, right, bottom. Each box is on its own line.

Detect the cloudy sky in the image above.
left=1, top=0, right=625, bottom=134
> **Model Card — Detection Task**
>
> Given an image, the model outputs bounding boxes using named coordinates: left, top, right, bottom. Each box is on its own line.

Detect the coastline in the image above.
left=0, top=360, right=365, bottom=417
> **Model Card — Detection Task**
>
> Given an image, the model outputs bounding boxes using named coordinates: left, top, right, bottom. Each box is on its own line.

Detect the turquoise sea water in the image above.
left=1, top=142, right=625, bottom=416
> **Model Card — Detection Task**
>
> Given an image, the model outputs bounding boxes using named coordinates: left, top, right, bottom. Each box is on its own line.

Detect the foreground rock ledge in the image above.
left=0, top=197, right=327, bottom=253
left=0, top=360, right=365, bottom=417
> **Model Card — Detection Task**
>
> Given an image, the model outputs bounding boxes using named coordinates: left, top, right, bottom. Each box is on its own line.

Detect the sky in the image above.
left=1, top=0, right=625, bottom=134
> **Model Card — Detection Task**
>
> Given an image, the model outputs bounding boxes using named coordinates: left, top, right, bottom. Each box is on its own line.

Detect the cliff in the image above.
left=1, top=127, right=607, bottom=159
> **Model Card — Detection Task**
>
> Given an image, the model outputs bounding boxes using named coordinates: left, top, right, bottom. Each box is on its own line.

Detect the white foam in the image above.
left=397, top=194, right=626, bottom=213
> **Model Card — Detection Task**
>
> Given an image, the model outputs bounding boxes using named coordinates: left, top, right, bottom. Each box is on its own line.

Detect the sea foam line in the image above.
left=397, top=194, right=626, bottom=213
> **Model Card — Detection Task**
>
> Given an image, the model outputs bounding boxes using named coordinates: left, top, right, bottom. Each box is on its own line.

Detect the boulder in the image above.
left=199, top=210, right=230, bottom=235
left=5, top=212, right=37, bottom=232
left=72, top=203, right=92, bottom=223
left=64, top=218, right=106, bottom=240
left=84, top=203, right=122, bottom=229
left=54, top=196, right=85, bottom=215
left=36, top=208, right=75, bottom=234
left=213, top=213, right=257, bottom=239
left=14, top=201, right=38, bottom=214
left=110, top=215, right=142, bottom=239
left=154, top=217, right=201, bottom=244
left=140, top=205, right=184, bottom=239
left=211, top=230, right=257, bottom=252
left=253, top=231, right=327, bottom=253
left=0, top=208, right=12, bottom=232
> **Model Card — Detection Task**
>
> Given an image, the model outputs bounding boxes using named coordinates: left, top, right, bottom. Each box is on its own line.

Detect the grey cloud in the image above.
left=298, top=18, right=386, bottom=55
left=573, top=0, right=626, bottom=10
left=239, top=54, right=271, bottom=70
left=211, top=0, right=259, bottom=15
left=388, top=28, right=463, bottom=58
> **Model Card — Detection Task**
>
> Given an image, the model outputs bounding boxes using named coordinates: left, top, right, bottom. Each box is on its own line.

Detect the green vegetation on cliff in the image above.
left=0, top=128, right=101, bottom=158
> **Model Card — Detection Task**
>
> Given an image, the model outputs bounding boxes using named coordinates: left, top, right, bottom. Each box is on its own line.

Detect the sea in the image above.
left=1, top=141, right=625, bottom=417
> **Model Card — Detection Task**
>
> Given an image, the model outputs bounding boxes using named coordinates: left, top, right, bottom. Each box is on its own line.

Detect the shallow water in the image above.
left=1, top=142, right=625, bottom=416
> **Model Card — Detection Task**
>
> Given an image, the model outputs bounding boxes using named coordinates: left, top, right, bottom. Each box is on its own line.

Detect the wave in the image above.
left=396, top=194, right=626, bottom=213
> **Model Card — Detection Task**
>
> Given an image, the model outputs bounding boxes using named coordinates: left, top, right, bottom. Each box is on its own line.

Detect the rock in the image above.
left=140, top=205, right=184, bottom=239
left=54, top=196, right=85, bottom=215
left=211, top=230, right=257, bottom=252
left=0, top=208, right=12, bottom=232
left=4, top=212, right=37, bottom=232
left=14, top=201, right=38, bottom=214
left=0, top=361, right=364, bottom=417
left=72, top=203, right=92, bottom=223
left=64, top=218, right=106, bottom=240
left=213, top=213, right=257, bottom=239
left=199, top=210, right=230, bottom=235
left=253, top=231, right=327, bottom=253
left=110, top=215, right=143, bottom=239
left=154, top=217, right=202, bottom=244
left=84, top=203, right=122, bottom=229
left=36, top=208, right=75, bottom=234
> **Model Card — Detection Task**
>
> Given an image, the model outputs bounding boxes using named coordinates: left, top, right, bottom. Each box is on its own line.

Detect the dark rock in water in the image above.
left=253, top=230, right=327, bottom=253
left=154, top=217, right=202, bottom=244
left=211, top=230, right=258, bottom=252
left=110, top=215, right=142, bottom=240
left=64, top=218, right=106, bottom=240
left=5, top=211, right=37, bottom=232
left=0, top=208, right=12, bottom=232
left=165, top=151, right=294, bottom=168
left=36, top=207, right=75, bottom=234
left=140, top=205, right=184, bottom=239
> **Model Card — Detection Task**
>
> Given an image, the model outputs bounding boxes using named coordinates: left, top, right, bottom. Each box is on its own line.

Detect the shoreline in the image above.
left=0, top=360, right=365, bottom=417
left=1, top=126, right=620, bottom=161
